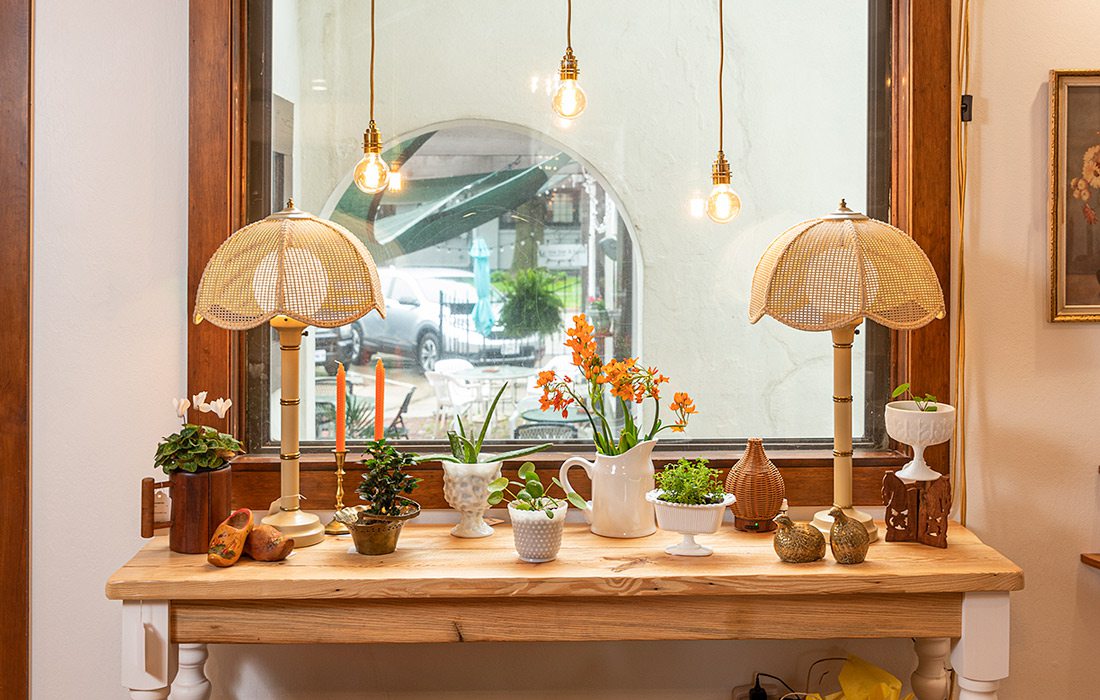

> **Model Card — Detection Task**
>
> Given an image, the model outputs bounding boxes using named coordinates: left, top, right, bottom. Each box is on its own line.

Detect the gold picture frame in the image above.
left=1050, top=69, right=1100, bottom=322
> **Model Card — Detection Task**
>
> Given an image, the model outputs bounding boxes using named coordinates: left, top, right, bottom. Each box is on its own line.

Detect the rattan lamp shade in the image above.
left=748, top=202, right=944, bottom=332
left=194, top=202, right=385, bottom=330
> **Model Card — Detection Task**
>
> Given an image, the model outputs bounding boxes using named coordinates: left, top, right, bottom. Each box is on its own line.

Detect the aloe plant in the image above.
left=416, top=382, right=552, bottom=464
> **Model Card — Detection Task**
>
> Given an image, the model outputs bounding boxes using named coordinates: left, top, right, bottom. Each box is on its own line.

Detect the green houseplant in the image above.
left=149, top=392, right=242, bottom=554
left=333, top=439, right=422, bottom=555
left=885, top=383, right=955, bottom=482
left=645, top=458, right=734, bottom=557
left=487, top=462, right=586, bottom=562
left=417, top=383, right=553, bottom=538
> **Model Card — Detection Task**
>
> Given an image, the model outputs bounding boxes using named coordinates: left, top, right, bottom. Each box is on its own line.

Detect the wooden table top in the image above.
left=106, top=522, right=1023, bottom=602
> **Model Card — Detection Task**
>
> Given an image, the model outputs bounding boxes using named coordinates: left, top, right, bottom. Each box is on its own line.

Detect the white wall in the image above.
left=31, top=0, right=189, bottom=698
left=29, top=0, right=1100, bottom=698
left=960, top=0, right=1100, bottom=695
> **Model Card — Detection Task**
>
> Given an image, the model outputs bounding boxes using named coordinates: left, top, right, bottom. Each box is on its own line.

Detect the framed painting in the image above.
left=1050, top=69, right=1100, bottom=321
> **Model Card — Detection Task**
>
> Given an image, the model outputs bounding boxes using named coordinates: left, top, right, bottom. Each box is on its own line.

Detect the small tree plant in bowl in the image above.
left=333, top=439, right=421, bottom=555
left=885, top=382, right=955, bottom=481
left=645, top=458, right=734, bottom=557
left=487, top=462, right=586, bottom=562
left=417, top=383, right=552, bottom=538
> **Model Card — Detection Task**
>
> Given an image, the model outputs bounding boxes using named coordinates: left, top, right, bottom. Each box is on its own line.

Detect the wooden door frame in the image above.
left=0, top=0, right=33, bottom=697
left=187, top=0, right=953, bottom=508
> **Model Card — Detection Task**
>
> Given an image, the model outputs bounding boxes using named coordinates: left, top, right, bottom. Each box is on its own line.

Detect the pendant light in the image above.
left=551, top=0, right=586, bottom=119
left=706, top=0, right=741, bottom=224
left=353, top=0, right=390, bottom=194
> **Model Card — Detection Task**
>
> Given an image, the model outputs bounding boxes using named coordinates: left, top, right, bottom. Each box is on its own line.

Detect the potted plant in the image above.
left=541, top=314, right=699, bottom=538
left=885, top=382, right=955, bottom=481
left=645, top=458, right=733, bottom=557
left=333, top=439, right=421, bottom=555
left=417, top=382, right=552, bottom=538
left=148, top=392, right=241, bottom=553
left=586, top=295, right=612, bottom=335
left=487, top=462, right=586, bottom=562
left=496, top=268, right=566, bottom=339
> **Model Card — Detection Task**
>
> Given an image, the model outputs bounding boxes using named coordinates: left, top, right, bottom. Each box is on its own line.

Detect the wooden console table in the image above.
left=106, top=522, right=1022, bottom=699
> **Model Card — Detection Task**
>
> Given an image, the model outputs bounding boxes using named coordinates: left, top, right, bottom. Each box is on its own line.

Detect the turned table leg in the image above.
left=951, top=592, right=1010, bottom=699
left=911, top=637, right=950, bottom=700
left=171, top=644, right=212, bottom=700
left=121, top=600, right=174, bottom=700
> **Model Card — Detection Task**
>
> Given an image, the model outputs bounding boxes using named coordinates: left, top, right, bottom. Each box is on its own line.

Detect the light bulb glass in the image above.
left=705, top=183, right=742, bottom=223
left=552, top=79, right=587, bottom=119
left=353, top=152, right=390, bottom=194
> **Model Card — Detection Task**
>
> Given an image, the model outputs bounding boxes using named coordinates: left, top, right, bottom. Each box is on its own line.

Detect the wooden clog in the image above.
left=244, top=524, right=294, bottom=562
left=207, top=508, right=253, bottom=567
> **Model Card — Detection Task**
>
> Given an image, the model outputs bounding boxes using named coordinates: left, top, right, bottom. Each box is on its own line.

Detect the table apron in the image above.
left=170, top=593, right=963, bottom=644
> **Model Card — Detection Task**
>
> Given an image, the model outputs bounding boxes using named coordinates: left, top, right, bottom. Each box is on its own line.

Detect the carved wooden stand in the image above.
left=882, top=472, right=951, bottom=548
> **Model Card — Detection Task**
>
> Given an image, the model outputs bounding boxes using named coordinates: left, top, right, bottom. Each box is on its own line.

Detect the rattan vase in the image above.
left=725, top=438, right=785, bottom=532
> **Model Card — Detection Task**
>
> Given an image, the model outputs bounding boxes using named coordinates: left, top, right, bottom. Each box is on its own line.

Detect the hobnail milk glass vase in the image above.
left=509, top=501, right=568, bottom=563
left=442, top=460, right=502, bottom=538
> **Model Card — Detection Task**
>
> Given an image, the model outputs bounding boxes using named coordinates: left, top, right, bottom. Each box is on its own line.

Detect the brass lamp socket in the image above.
left=559, top=47, right=580, bottom=80
left=363, top=121, right=383, bottom=155
left=711, top=151, right=732, bottom=185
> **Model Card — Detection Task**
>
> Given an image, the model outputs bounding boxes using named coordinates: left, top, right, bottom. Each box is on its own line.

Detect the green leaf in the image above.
left=489, top=443, right=553, bottom=462
left=526, top=479, right=544, bottom=498
left=475, top=383, right=509, bottom=453
left=892, top=382, right=910, bottom=398
left=517, top=461, right=536, bottom=480
left=511, top=501, right=533, bottom=510
left=488, top=476, right=510, bottom=491
left=487, top=491, right=505, bottom=505
left=566, top=492, right=588, bottom=509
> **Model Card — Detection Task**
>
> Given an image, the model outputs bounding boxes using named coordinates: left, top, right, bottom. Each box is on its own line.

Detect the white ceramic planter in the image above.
left=885, top=401, right=956, bottom=481
left=646, top=490, right=735, bottom=557
left=442, top=460, right=502, bottom=538
left=509, top=501, right=568, bottom=563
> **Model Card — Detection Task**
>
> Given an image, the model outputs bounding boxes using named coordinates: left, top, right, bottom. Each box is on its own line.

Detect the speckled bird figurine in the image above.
left=772, top=514, right=826, bottom=563
left=828, top=506, right=870, bottom=564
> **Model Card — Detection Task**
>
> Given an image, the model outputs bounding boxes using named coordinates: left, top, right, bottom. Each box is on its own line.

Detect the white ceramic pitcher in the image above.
left=559, top=440, right=657, bottom=538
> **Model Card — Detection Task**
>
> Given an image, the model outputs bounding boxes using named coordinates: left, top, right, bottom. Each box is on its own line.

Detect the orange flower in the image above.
left=601, top=357, right=641, bottom=402
left=669, top=391, right=698, bottom=432
left=565, top=314, right=602, bottom=382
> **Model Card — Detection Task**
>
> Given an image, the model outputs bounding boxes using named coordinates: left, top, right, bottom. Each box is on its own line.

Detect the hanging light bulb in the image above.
left=704, top=0, right=741, bottom=224
left=706, top=151, right=741, bottom=223
left=353, top=0, right=390, bottom=194
left=354, top=121, right=389, bottom=194
left=551, top=0, right=586, bottom=120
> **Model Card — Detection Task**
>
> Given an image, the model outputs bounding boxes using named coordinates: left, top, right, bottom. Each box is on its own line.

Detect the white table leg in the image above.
left=951, top=592, right=1010, bottom=699
left=121, top=600, right=174, bottom=700
left=171, top=644, right=212, bottom=700
left=912, top=637, right=950, bottom=700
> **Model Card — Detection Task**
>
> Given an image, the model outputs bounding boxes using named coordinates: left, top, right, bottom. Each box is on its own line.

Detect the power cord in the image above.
left=750, top=673, right=797, bottom=700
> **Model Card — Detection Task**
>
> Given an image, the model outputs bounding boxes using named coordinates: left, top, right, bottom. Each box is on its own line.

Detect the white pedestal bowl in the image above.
left=885, top=401, right=956, bottom=481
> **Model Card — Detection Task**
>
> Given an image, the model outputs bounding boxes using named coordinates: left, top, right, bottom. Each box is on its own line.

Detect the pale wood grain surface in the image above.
left=107, top=522, right=1022, bottom=601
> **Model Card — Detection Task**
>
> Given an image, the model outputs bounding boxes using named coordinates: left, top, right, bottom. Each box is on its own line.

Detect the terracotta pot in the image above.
left=168, top=465, right=233, bottom=553
left=725, top=438, right=785, bottom=532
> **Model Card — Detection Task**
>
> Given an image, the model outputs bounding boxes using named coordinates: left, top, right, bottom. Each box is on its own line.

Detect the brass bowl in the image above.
left=334, top=501, right=420, bottom=555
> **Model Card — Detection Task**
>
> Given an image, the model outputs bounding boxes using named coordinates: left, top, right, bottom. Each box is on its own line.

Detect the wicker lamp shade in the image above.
left=748, top=201, right=944, bottom=332
left=194, top=202, right=385, bottom=331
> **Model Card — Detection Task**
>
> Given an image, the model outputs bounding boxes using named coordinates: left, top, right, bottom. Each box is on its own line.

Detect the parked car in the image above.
left=314, top=267, right=542, bottom=374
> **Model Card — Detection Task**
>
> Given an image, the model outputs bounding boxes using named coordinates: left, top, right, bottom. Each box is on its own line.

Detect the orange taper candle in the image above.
left=335, top=361, right=346, bottom=451
left=374, top=358, right=385, bottom=441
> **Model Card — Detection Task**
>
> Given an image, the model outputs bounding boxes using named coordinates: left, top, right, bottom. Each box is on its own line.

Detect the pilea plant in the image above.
left=654, top=458, right=725, bottom=505
left=356, top=439, right=421, bottom=517
left=417, top=383, right=552, bottom=464
left=487, top=462, right=587, bottom=518
left=891, top=382, right=939, bottom=412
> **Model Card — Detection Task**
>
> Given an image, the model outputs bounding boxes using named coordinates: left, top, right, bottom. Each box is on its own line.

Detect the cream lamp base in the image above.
left=262, top=505, right=324, bottom=547
left=812, top=507, right=879, bottom=543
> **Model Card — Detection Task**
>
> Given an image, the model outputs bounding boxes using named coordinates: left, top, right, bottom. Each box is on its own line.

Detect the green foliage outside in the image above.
left=654, top=458, right=725, bottom=505
left=494, top=268, right=567, bottom=337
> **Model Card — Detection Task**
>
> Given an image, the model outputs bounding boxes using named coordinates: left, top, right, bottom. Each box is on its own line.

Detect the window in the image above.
left=239, top=0, right=898, bottom=452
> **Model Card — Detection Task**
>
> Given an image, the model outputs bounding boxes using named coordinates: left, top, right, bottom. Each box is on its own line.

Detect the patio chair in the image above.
left=384, top=386, right=415, bottom=440
left=513, top=422, right=579, bottom=440
left=425, top=371, right=478, bottom=425
left=435, top=357, right=486, bottom=406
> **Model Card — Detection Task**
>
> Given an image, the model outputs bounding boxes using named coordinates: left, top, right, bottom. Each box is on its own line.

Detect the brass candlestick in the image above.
left=324, top=449, right=350, bottom=535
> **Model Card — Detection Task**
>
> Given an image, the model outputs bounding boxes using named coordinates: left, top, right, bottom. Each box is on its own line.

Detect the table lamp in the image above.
left=194, top=200, right=385, bottom=546
left=748, top=200, right=945, bottom=541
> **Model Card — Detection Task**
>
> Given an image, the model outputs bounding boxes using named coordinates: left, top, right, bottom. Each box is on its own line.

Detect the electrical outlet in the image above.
left=731, top=679, right=785, bottom=700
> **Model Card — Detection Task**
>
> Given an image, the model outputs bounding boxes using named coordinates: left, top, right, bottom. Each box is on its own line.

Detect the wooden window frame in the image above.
left=188, top=0, right=951, bottom=510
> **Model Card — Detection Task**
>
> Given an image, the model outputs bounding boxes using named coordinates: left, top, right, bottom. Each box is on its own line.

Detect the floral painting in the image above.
left=1050, top=71, right=1100, bottom=321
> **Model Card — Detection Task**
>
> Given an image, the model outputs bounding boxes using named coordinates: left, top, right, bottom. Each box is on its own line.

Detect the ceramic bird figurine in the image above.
left=772, top=514, right=826, bottom=563
left=828, top=506, right=870, bottom=565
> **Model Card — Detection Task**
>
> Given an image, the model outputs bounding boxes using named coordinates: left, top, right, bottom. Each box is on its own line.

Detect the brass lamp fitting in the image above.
left=559, top=47, right=580, bottom=80
left=363, top=120, right=383, bottom=154
left=711, top=151, right=732, bottom=185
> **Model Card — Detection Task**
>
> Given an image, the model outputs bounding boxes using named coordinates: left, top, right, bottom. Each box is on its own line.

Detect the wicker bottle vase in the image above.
left=725, top=438, right=785, bottom=532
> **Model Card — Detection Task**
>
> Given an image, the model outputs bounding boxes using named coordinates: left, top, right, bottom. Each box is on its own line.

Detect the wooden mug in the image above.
left=141, top=466, right=233, bottom=553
